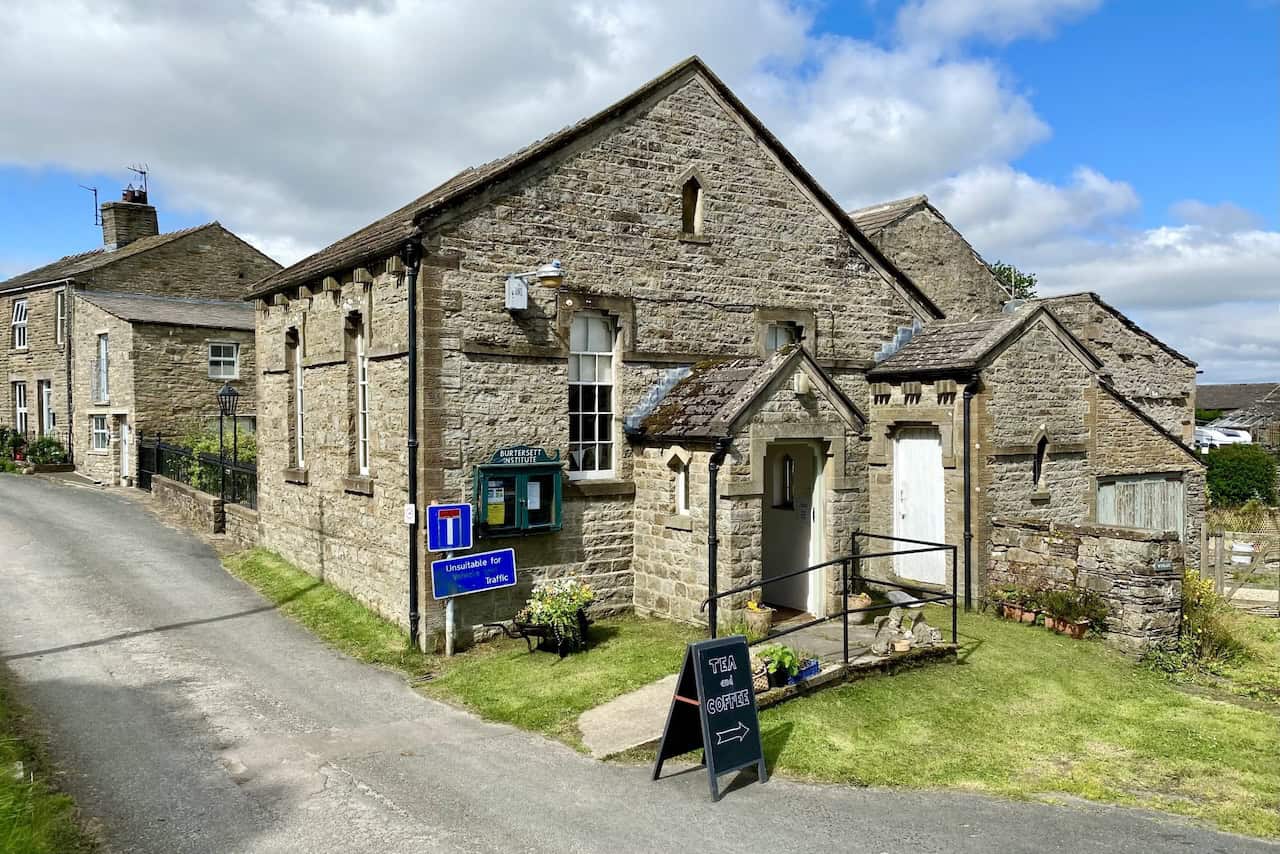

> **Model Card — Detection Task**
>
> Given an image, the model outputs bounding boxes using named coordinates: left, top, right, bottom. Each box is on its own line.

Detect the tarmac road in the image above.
left=1, top=474, right=1275, bottom=853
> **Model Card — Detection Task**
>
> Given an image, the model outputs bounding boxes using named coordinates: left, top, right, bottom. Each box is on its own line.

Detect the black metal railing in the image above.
left=136, top=433, right=257, bottom=509
left=699, top=530, right=958, bottom=666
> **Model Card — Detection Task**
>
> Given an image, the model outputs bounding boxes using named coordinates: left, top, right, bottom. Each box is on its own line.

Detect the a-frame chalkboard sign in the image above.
left=651, top=636, right=768, bottom=801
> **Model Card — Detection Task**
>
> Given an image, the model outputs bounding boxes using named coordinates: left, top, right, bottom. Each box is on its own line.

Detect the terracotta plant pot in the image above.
left=1043, top=616, right=1058, bottom=632
left=892, top=637, right=912, bottom=653
left=1059, top=619, right=1089, bottom=640
left=1020, top=609, right=1037, bottom=625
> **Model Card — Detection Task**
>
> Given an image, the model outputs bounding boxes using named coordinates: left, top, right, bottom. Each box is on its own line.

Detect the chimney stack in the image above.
left=101, top=185, right=158, bottom=249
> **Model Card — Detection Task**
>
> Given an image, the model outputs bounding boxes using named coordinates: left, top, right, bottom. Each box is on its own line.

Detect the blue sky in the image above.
left=1, top=1, right=1276, bottom=381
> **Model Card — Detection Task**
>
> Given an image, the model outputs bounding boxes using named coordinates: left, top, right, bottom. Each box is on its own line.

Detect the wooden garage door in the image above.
left=1096, top=474, right=1184, bottom=537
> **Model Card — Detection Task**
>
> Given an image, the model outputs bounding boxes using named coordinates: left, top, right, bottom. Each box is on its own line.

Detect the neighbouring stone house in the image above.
left=244, top=56, right=1201, bottom=651
left=0, top=185, right=278, bottom=479
left=1212, top=385, right=1280, bottom=453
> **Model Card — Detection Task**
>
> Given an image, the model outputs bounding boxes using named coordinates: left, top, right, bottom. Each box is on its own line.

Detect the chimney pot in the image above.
left=101, top=188, right=158, bottom=249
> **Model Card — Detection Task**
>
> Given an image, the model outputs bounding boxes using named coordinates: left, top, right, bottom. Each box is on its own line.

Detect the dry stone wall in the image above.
left=988, top=517, right=1182, bottom=654
left=152, top=474, right=224, bottom=534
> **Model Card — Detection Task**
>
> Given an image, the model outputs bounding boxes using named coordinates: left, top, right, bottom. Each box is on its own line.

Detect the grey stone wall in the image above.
left=223, top=501, right=259, bottom=550
left=79, top=225, right=280, bottom=300
left=72, top=298, right=134, bottom=484
left=988, top=517, right=1183, bottom=654
left=255, top=74, right=927, bottom=639
left=152, top=474, right=224, bottom=534
left=866, top=206, right=1009, bottom=319
left=131, top=322, right=257, bottom=438
left=1041, top=294, right=1196, bottom=442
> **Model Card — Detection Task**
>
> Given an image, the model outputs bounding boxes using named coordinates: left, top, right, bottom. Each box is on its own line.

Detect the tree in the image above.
left=1206, top=443, right=1278, bottom=506
left=991, top=261, right=1038, bottom=300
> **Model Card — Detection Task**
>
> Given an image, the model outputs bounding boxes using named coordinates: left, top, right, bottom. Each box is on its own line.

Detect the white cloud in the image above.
left=896, top=0, right=1102, bottom=49
left=930, top=164, right=1139, bottom=258
left=1169, top=199, right=1263, bottom=234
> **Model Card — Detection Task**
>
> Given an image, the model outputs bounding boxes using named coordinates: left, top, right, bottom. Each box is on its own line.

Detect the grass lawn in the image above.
left=222, top=549, right=698, bottom=745
left=757, top=606, right=1280, bottom=839
left=0, top=669, right=94, bottom=854
left=223, top=549, right=1280, bottom=837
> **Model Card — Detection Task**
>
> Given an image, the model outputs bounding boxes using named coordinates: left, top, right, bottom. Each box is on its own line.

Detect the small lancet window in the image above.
left=681, top=176, right=704, bottom=236
left=773, top=454, right=795, bottom=509
left=1032, top=435, right=1049, bottom=488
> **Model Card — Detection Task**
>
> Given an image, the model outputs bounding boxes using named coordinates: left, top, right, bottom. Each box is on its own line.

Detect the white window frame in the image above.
left=95, top=333, right=109, bottom=403
left=90, top=414, right=109, bottom=451
left=764, top=322, right=799, bottom=354
left=356, top=324, right=370, bottom=476
left=568, top=312, right=616, bottom=480
left=674, top=460, right=690, bottom=515
left=11, top=299, right=28, bottom=350
left=12, top=382, right=27, bottom=436
left=39, top=380, right=53, bottom=436
left=55, top=290, right=66, bottom=347
left=293, top=335, right=305, bottom=469
left=208, top=342, right=240, bottom=379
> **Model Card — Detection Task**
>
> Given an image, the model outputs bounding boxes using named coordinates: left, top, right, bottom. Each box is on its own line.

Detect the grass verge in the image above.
left=0, top=667, right=94, bottom=854
left=222, top=548, right=697, bottom=746
left=755, top=606, right=1280, bottom=839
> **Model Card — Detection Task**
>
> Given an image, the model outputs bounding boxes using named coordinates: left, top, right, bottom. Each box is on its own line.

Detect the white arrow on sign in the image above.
left=714, top=721, right=750, bottom=746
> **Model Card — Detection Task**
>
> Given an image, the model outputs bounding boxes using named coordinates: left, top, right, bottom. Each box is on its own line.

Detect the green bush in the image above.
left=1206, top=443, right=1277, bottom=505
left=1, top=427, right=25, bottom=460
left=25, top=437, right=68, bottom=465
left=176, top=427, right=257, bottom=494
left=1145, top=569, right=1246, bottom=675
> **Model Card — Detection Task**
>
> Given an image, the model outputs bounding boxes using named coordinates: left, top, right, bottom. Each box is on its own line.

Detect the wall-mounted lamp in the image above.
left=504, top=259, right=566, bottom=312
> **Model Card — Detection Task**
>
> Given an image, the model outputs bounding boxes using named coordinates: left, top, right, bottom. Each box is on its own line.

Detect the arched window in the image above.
left=1032, top=435, right=1049, bottom=488
left=681, top=176, right=704, bottom=235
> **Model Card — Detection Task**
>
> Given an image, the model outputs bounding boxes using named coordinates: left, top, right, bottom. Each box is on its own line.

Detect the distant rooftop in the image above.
left=1197, top=382, right=1279, bottom=412
left=77, top=290, right=255, bottom=331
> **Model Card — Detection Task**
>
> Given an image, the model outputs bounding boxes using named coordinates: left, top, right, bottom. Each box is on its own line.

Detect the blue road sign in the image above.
left=431, top=548, right=517, bottom=600
left=426, top=503, right=472, bottom=553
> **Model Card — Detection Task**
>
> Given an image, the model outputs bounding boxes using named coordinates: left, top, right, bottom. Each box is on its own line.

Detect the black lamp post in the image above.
left=217, top=382, right=240, bottom=505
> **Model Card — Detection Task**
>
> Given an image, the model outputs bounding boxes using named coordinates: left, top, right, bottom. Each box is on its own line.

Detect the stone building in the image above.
left=863, top=305, right=1206, bottom=601
left=1, top=186, right=278, bottom=476
left=245, top=56, right=1201, bottom=647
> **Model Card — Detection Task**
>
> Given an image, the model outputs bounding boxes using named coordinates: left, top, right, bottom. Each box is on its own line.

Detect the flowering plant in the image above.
left=517, top=579, right=595, bottom=649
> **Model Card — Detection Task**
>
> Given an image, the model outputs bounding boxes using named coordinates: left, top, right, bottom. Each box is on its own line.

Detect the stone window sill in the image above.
left=663, top=514, right=693, bottom=532
left=565, top=478, right=636, bottom=498
left=87, top=449, right=109, bottom=456
left=1030, top=490, right=1051, bottom=502
left=343, top=475, right=374, bottom=496
left=283, top=467, right=309, bottom=485
left=678, top=233, right=711, bottom=244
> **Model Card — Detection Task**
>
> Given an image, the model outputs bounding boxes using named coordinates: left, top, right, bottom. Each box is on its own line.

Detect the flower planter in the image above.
left=892, top=638, right=912, bottom=653
left=846, top=594, right=875, bottom=625
left=787, top=659, right=821, bottom=685
left=1019, top=609, right=1038, bottom=625
left=744, top=605, right=774, bottom=638
left=999, top=604, right=1021, bottom=621
left=1056, top=619, right=1090, bottom=640
left=1043, top=615, right=1058, bottom=632
left=766, top=668, right=789, bottom=689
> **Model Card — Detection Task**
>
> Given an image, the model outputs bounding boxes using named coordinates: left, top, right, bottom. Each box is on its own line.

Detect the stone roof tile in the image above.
left=76, top=290, right=255, bottom=331
left=0, top=223, right=219, bottom=291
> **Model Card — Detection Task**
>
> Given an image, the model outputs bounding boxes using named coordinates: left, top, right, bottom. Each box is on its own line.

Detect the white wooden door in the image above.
left=1097, top=474, right=1184, bottom=537
left=762, top=443, right=818, bottom=614
left=893, top=427, right=946, bottom=584
left=119, top=420, right=131, bottom=482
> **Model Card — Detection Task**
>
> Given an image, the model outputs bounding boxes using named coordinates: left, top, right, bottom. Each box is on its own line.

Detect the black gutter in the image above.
left=706, top=435, right=732, bottom=638
left=401, top=239, right=423, bottom=648
left=962, top=379, right=977, bottom=611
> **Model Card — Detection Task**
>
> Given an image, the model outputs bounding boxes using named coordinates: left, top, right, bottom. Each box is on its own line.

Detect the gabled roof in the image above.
left=247, top=56, right=943, bottom=320
left=632, top=345, right=865, bottom=442
left=848, top=195, right=929, bottom=234
left=867, top=305, right=1103, bottom=380
left=0, top=224, right=220, bottom=292
left=1034, top=291, right=1196, bottom=368
left=1197, top=382, right=1279, bottom=412
left=77, top=290, right=255, bottom=331
left=1211, top=385, right=1280, bottom=429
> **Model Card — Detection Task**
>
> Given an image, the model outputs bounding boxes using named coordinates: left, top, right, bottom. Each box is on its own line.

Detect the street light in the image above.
left=217, top=382, right=240, bottom=505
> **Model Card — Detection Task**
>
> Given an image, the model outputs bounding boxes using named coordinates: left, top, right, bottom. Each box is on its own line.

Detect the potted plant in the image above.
left=789, top=651, right=821, bottom=684
left=758, top=643, right=800, bottom=689
left=744, top=598, right=774, bottom=638
left=984, top=586, right=1020, bottom=620
left=514, top=579, right=595, bottom=656
left=1017, top=588, right=1040, bottom=624
left=1038, top=589, right=1071, bottom=632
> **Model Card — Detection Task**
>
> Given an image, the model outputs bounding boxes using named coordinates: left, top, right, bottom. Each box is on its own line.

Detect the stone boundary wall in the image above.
left=223, top=501, right=260, bottom=550
left=152, top=475, right=224, bottom=534
left=988, top=517, right=1183, bottom=654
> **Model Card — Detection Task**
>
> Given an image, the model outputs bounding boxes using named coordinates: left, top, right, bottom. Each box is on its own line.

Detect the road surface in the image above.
left=0, top=474, right=1274, bottom=853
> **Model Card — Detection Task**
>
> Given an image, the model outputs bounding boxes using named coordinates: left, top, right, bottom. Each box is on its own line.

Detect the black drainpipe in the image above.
left=401, top=239, right=423, bottom=648
left=706, top=436, right=732, bottom=638
left=962, top=378, right=978, bottom=612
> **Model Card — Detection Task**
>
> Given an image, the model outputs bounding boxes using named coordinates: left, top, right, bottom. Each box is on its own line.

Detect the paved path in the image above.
left=1, top=474, right=1276, bottom=854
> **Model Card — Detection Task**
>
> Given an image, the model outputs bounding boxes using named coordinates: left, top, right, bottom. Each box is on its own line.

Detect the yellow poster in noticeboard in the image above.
left=486, top=482, right=505, bottom=525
